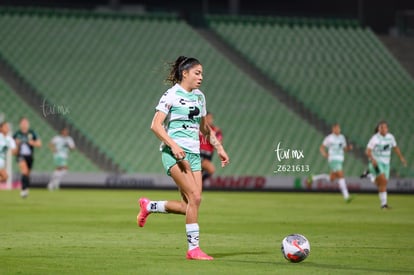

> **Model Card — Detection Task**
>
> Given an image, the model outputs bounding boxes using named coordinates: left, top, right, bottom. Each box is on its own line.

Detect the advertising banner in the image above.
left=1, top=172, right=413, bottom=193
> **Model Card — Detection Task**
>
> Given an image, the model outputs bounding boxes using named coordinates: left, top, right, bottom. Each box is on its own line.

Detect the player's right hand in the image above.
left=171, top=145, right=186, bottom=162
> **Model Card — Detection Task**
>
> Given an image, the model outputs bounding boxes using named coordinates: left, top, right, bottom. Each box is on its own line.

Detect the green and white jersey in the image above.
left=155, top=83, right=207, bottom=153
left=0, top=133, right=16, bottom=161
left=50, top=135, right=75, bottom=159
left=322, top=133, right=347, bottom=162
left=367, top=133, right=396, bottom=165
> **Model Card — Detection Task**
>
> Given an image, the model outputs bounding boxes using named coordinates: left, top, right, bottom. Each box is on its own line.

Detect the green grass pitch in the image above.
left=1, top=189, right=413, bottom=274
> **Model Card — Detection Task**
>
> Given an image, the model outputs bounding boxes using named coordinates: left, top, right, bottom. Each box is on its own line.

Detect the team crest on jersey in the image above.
left=197, top=95, right=204, bottom=106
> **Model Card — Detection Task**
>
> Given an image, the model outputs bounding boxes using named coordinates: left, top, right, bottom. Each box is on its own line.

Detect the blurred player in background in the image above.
left=138, top=56, right=230, bottom=260
left=366, top=121, right=406, bottom=209
left=199, top=112, right=223, bottom=183
left=0, top=122, right=17, bottom=182
left=360, top=124, right=380, bottom=182
left=13, top=117, right=42, bottom=198
left=47, top=126, right=75, bottom=191
left=311, top=123, right=353, bottom=202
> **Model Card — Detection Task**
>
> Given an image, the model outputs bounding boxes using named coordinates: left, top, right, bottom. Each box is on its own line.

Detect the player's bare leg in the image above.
left=375, top=174, right=389, bottom=209
left=137, top=161, right=213, bottom=260
left=171, top=162, right=212, bottom=260
left=48, top=166, right=67, bottom=191
left=0, top=169, right=8, bottom=182
left=332, top=171, right=352, bottom=202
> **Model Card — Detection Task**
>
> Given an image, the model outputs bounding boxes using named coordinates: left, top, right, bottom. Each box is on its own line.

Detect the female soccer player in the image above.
left=137, top=56, right=230, bottom=260
left=318, top=123, right=353, bottom=202
left=13, top=117, right=42, bottom=198
left=47, top=127, right=75, bottom=191
left=0, top=122, right=17, bottom=182
left=366, top=121, right=406, bottom=209
left=199, top=112, right=223, bottom=182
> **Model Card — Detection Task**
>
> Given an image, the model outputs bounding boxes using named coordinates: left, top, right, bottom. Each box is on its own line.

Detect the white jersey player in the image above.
left=0, top=122, right=17, bottom=182
left=366, top=121, right=406, bottom=209
left=312, top=123, right=353, bottom=202
left=47, top=127, right=75, bottom=190
left=137, top=56, right=229, bottom=261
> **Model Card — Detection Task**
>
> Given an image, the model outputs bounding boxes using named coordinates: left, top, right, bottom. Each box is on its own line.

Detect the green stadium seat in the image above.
left=208, top=14, right=414, bottom=176
left=0, top=79, right=101, bottom=172
left=1, top=10, right=412, bottom=176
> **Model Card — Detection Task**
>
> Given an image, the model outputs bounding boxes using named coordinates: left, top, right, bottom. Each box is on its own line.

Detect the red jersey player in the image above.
left=199, top=112, right=223, bottom=182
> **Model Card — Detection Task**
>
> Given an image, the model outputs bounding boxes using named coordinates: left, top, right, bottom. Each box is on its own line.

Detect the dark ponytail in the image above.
left=166, top=56, right=201, bottom=85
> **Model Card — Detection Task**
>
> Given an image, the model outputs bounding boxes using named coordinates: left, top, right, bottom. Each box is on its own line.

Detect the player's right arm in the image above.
left=48, top=143, right=56, bottom=153
left=320, top=137, right=329, bottom=159
left=150, top=111, right=185, bottom=161
left=366, top=148, right=377, bottom=167
left=319, top=144, right=328, bottom=159
left=49, top=137, right=56, bottom=153
left=366, top=136, right=377, bottom=167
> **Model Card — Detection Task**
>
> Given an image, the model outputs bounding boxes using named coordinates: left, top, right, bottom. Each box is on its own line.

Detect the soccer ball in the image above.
left=281, top=234, right=310, bottom=263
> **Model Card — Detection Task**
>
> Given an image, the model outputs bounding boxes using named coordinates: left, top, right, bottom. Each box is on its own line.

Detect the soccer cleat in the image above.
left=186, top=247, right=214, bottom=260
left=345, top=196, right=354, bottom=203
left=360, top=170, right=369, bottom=178
left=381, top=204, right=391, bottom=210
left=361, top=170, right=375, bottom=183
left=137, top=197, right=151, bottom=227
left=20, top=189, right=29, bottom=198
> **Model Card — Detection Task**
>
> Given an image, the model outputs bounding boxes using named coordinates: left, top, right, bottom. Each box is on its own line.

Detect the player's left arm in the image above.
left=344, top=143, right=353, bottom=152
left=393, top=146, right=407, bottom=166
left=68, top=137, right=76, bottom=150
left=29, top=131, right=42, bottom=148
left=343, top=136, right=352, bottom=152
left=200, top=117, right=229, bottom=167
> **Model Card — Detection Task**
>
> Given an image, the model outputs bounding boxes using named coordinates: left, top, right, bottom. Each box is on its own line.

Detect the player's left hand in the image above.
left=217, top=147, right=230, bottom=167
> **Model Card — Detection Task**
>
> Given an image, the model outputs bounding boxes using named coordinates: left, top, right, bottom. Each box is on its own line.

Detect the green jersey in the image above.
left=155, top=83, right=207, bottom=153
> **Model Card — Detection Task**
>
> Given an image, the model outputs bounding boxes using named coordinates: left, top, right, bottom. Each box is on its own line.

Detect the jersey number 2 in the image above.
left=188, top=106, right=200, bottom=120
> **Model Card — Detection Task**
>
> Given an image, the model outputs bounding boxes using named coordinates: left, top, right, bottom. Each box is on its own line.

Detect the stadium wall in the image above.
left=1, top=172, right=413, bottom=194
